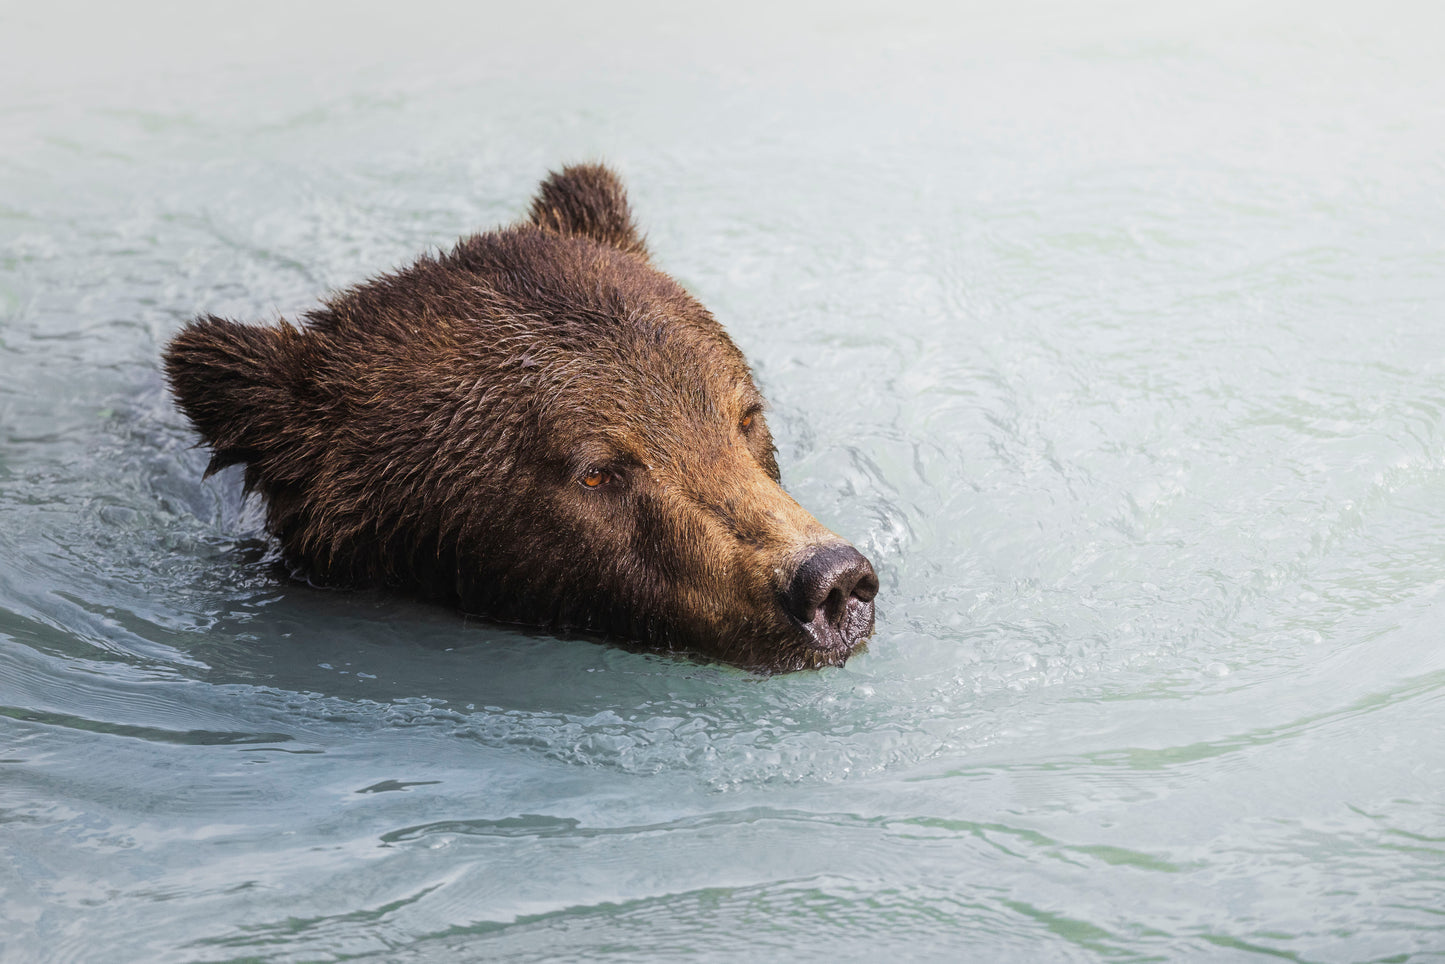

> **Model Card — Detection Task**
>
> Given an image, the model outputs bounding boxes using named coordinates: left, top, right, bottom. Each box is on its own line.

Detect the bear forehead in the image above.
left=447, top=226, right=709, bottom=328
left=439, top=234, right=758, bottom=415
left=523, top=332, right=763, bottom=453
left=322, top=225, right=748, bottom=363
left=314, top=224, right=763, bottom=460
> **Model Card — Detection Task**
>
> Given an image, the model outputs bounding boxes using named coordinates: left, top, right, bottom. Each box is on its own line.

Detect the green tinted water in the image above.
left=3, top=2, right=1444, bottom=960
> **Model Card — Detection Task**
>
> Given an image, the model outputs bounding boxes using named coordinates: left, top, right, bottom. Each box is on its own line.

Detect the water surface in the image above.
left=3, top=2, right=1444, bottom=960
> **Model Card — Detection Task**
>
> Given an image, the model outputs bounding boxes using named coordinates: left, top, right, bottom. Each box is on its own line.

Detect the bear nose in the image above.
left=782, top=544, right=879, bottom=652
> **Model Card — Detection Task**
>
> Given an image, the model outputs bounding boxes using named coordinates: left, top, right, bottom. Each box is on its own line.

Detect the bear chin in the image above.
left=164, top=163, right=878, bottom=673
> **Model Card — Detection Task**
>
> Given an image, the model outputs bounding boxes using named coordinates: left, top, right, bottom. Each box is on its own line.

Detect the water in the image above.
left=4, top=1, right=1444, bottom=960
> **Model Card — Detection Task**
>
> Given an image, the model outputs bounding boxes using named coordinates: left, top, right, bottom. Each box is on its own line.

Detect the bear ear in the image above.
left=527, top=163, right=649, bottom=258
left=163, top=315, right=295, bottom=478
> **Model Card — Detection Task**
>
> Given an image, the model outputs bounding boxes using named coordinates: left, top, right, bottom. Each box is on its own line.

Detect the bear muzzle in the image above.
left=779, top=543, right=879, bottom=654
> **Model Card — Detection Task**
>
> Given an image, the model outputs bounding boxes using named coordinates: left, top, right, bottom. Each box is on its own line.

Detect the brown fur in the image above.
left=164, top=165, right=876, bottom=671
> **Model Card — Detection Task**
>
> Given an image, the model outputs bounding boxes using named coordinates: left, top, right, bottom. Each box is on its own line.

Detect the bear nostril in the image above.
left=850, top=567, right=880, bottom=605
left=784, top=544, right=878, bottom=648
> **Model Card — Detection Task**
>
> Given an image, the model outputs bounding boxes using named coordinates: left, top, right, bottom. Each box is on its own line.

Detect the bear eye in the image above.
left=740, top=408, right=761, bottom=433
left=580, top=469, right=612, bottom=489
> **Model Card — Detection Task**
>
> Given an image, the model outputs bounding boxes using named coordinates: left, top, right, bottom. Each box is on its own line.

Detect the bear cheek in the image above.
left=531, top=485, right=658, bottom=634
left=448, top=485, right=608, bottom=627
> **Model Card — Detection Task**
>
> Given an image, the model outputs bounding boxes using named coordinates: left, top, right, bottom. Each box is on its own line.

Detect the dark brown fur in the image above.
left=164, top=165, right=875, bottom=671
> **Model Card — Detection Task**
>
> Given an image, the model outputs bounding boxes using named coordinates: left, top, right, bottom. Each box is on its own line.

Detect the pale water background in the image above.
left=3, top=2, right=1444, bottom=960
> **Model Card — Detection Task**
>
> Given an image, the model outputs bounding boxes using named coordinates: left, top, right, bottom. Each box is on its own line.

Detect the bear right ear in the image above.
left=163, top=315, right=294, bottom=478
left=528, top=163, right=649, bottom=259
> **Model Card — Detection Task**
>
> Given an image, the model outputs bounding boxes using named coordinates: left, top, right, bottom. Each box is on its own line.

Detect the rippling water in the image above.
left=4, top=2, right=1444, bottom=960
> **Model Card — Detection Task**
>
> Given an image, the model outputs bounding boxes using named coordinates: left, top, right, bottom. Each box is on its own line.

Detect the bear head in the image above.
left=164, top=164, right=877, bottom=672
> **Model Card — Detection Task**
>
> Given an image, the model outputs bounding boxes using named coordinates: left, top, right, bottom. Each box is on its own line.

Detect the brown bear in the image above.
left=164, top=164, right=877, bottom=672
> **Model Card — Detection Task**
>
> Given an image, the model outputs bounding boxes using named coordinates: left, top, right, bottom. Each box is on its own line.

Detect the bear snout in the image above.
left=780, top=543, right=878, bottom=653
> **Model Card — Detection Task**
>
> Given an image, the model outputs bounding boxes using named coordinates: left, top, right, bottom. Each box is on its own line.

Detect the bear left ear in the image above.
left=528, top=163, right=648, bottom=259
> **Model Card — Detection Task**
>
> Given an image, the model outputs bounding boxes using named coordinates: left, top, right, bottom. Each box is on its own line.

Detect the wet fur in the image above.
left=165, top=165, right=860, bottom=671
